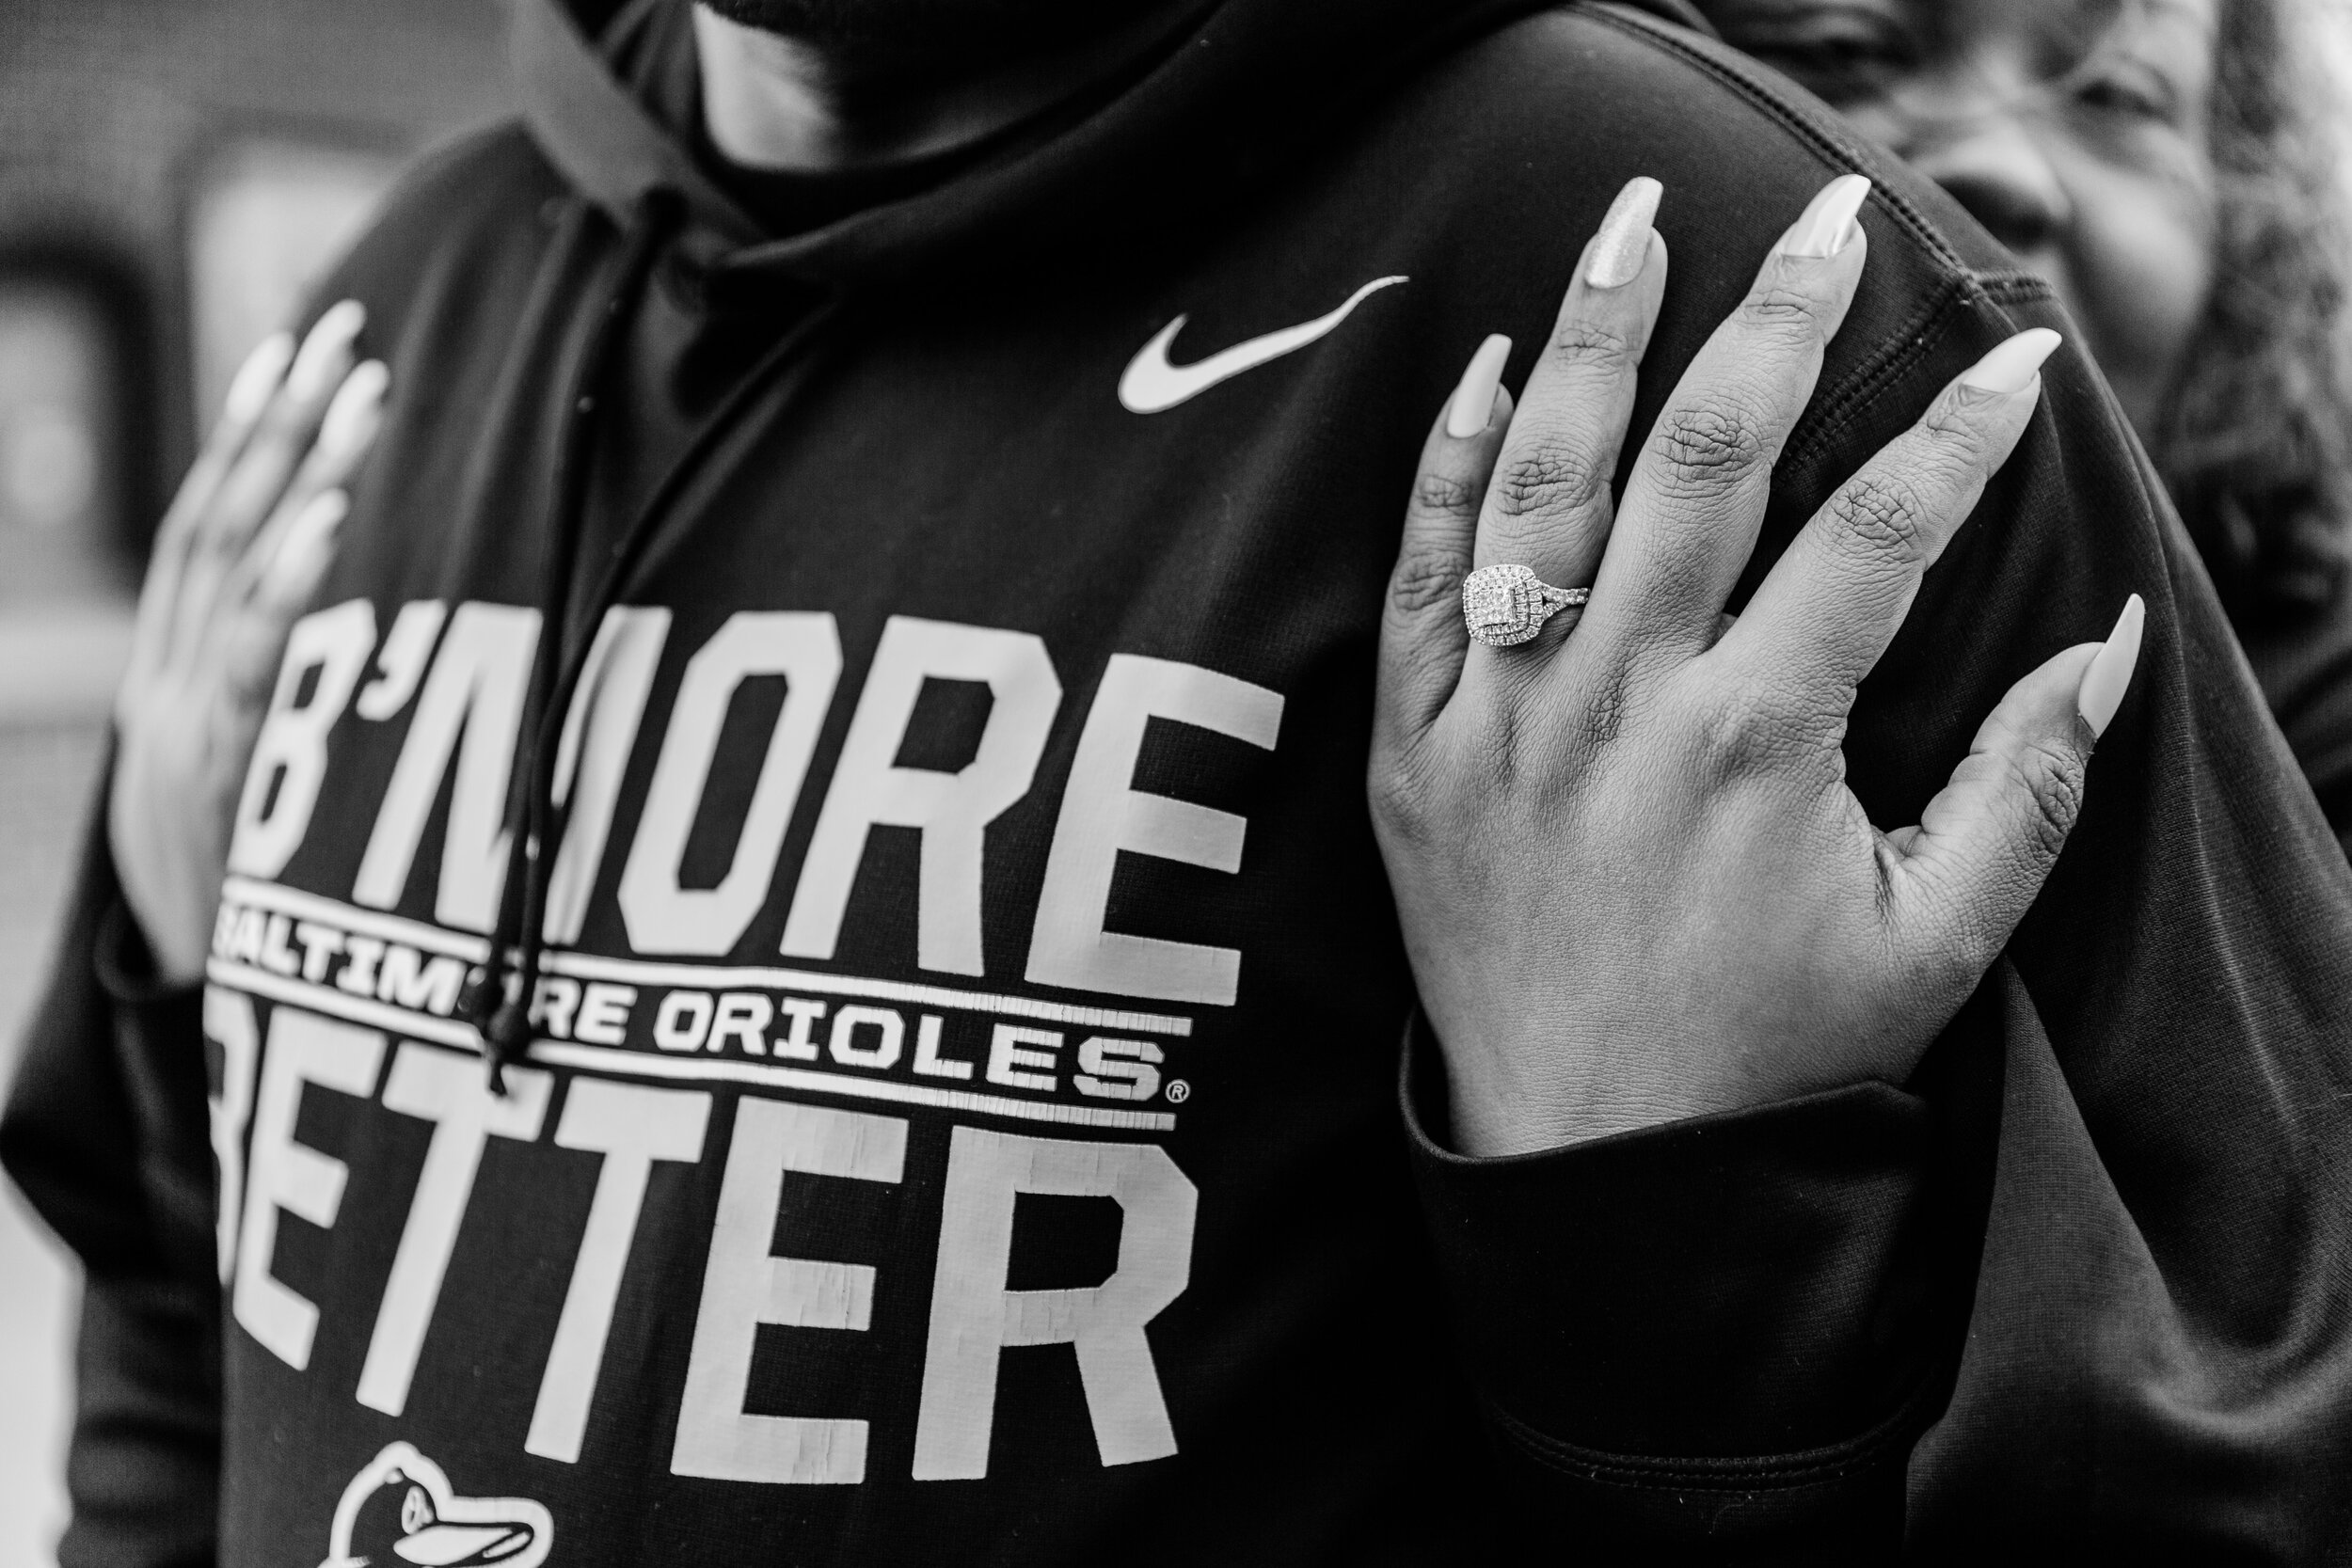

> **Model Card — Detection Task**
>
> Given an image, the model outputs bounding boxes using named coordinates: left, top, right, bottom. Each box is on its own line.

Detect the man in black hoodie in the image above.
left=12, top=0, right=2352, bottom=1562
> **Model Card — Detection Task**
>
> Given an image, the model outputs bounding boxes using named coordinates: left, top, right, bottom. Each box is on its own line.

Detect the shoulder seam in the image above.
left=1581, top=4, right=1963, bottom=276
left=1577, top=2, right=2071, bottom=298
left=1789, top=277, right=1977, bottom=471
left=1574, top=7, right=2056, bottom=467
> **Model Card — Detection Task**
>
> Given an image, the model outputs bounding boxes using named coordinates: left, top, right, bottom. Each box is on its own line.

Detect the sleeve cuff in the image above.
left=93, top=896, right=202, bottom=1011
left=1401, top=1012, right=1942, bottom=1459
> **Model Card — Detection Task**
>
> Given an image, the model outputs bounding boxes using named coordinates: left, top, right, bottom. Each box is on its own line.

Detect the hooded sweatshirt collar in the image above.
left=513, top=0, right=1715, bottom=287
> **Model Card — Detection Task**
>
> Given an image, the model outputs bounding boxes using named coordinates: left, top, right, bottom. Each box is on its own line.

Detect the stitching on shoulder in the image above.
left=1782, top=270, right=2052, bottom=473
left=1573, top=6, right=2057, bottom=468
left=1786, top=276, right=1972, bottom=472
left=1582, top=3, right=1962, bottom=274
left=1976, top=274, right=2056, bottom=303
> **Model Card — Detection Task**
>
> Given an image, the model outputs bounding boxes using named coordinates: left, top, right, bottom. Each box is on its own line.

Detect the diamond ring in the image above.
left=1461, top=564, right=1591, bottom=647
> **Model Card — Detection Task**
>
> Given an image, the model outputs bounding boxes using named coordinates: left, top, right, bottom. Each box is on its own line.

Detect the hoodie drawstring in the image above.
left=461, top=191, right=845, bottom=1094
left=462, top=189, right=683, bottom=1091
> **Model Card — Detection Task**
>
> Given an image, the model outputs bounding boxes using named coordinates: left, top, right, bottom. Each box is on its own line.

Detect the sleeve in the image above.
left=1401, top=1013, right=1953, bottom=1557
left=1400, top=40, right=2352, bottom=1551
left=1, top=752, right=222, bottom=1568
left=1851, top=278, right=2352, bottom=1564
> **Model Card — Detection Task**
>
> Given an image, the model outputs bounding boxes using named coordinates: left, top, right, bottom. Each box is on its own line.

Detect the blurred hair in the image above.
left=2153, top=0, right=2352, bottom=620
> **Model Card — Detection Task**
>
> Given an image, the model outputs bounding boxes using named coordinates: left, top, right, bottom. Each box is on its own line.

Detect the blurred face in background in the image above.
left=1708, top=0, right=2222, bottom=441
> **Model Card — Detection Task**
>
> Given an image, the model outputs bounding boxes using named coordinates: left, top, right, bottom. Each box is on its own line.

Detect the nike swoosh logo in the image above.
left=1118, top=275, right=1408, bottom=414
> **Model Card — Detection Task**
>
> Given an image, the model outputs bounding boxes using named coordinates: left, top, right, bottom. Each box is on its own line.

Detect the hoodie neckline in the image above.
left=514, top=0, right=1717, bottom=288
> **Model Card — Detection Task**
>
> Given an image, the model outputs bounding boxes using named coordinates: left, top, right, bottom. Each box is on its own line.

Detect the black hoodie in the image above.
left=13, top=0, right=2352, bottom=1561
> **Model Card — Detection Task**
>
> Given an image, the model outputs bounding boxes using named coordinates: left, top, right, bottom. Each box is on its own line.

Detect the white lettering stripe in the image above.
left=220, top=879, right=1193, bottom=1037
left=206, top=960, right=1179, bottom=1133
left=212, top=958, right=481, bottom=1047
left=223, top=877, right=488, bottom=962
left=543, top=952, right=1192, bottom=1037
left=524, top=1043, right=1175, bottom=1132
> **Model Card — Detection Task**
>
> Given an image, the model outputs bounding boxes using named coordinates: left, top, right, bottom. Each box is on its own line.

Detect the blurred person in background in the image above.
left=11, top=0, right=2352, bottom=1563
left=1703, top=0, right=2352, bottom=842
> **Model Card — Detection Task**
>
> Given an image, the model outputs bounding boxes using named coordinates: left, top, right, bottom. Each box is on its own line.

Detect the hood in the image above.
left=513, top=0, right=1715, bottom=289
left=469, top=0, right=1724, bottom=1081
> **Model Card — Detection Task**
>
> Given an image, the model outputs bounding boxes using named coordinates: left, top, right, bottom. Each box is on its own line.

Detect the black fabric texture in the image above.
left=8, top=0, right=2352, bottom=1560
left=2243, top=586, right=2352, bottom=859
left=1403, top=1020, right=1944, bottom=1461
left=59, top=1278, right=222, bottom=1568
left=3, top=760, right=221, bottom=1567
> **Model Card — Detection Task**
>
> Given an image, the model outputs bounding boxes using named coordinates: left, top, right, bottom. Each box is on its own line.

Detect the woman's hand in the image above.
left=1369, top=175, right=2143, bottom=1157
left=111, top=301, right=385, bottom=985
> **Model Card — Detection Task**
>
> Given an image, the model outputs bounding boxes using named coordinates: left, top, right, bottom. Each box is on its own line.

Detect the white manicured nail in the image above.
left=1585, top=177, right=1662, bottom=289
left=1446, top=334, right=1512, bottom=439
left=223, top=333, right=295, bottom=426
left=2077, top=594, right=2145, bottom=738
left=316, top=361, right=389, bottom=457
left=285, top=300, right=367, bottom=402
left=1962, top=328, right=2062, bottom=396
left=1775, top=173, right=1872, bottom=259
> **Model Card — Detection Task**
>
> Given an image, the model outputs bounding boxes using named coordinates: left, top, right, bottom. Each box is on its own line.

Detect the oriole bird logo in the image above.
left=318, top=1443, right=552, bottom=1568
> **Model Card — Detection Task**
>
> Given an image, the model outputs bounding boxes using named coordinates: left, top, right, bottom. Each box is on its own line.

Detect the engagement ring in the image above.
left=1461, top=563, right=1590, bottom=646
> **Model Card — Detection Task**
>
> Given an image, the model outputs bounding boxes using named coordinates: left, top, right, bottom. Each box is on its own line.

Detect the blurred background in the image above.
left=0, top=4, right=527, bottom=1562
left=5, top=0, right=2352, bottom=1564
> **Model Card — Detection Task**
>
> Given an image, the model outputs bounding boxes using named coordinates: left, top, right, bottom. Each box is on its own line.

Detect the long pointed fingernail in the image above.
left=285, top=300, right=367, bottom=402
left=1962, top=328, right=2063, bottom=396
left=223, top=333, right=295, bottom=425
left=1585, top=176, right=1662, bottom=289
left=1446, top=334, right=1512, bottom=438
left=317, top=361, right=390, bottom=456
left=2078, top=593, right=2145, bottom=738
left=1775, top=173, right=1872, bottom=259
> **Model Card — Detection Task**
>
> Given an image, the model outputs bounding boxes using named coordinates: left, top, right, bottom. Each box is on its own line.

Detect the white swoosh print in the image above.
left=1117, top=275, right=1409, bottom=414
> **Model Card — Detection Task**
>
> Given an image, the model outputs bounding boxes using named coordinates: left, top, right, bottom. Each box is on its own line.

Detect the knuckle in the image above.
left=1741, top=272, right=1834, bottom=335
left=1692, top=673, right=1824, bottom=776
left=2007, top=739, right=2088, bottom=861
left=1547, top=318, right=1638, bottom=368
left=1828, top=471, right=1935, bottom=562
left=1410, top=467, right=1481, bottom=519
left=1490, top=438, right=1611, bottom=523
left=1918, top=394, right=2005, bottom=453
left=1388, top=535, right=1468, bottom=615
left=1648, top=400, right=1769, bottom=493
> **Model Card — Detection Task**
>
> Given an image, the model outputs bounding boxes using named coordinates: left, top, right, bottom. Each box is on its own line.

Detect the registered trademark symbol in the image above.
left=1164, top=1079, right=1191, bottom=1103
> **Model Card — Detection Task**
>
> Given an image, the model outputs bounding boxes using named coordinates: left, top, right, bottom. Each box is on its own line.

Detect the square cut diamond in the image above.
left=1463, top=565, right=1539, bottom=642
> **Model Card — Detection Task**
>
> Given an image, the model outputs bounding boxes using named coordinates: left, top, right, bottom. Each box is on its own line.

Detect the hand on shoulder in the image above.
left=111, top=301, right=385, bottom=985
left=1370, top=175, right=2142, bottom=1156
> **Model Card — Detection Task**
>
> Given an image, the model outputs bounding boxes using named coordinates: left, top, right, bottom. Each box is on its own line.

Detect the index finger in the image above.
left=1375, top=340, right=1516, bottom=748
left=1470, top=177, right=1667, bottom=593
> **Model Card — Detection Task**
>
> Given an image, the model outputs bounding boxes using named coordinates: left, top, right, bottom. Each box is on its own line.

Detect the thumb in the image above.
left=1886, top=594, right=2144, bottom=965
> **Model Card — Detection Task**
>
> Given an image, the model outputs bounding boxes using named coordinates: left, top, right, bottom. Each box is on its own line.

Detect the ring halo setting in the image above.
left=1462, top=563, right=1590, bottom=647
